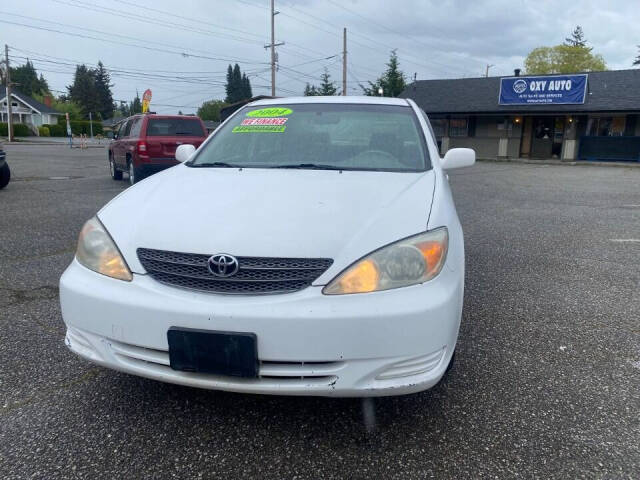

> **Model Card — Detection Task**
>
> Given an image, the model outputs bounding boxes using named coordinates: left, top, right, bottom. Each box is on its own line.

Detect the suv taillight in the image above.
left=137, top=141, right=147, bottom=153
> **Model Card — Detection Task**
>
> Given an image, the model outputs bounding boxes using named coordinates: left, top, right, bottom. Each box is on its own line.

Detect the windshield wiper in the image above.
left=190, top=161, right=243, bottom=168
left=270, top=163, right=345, bottom=170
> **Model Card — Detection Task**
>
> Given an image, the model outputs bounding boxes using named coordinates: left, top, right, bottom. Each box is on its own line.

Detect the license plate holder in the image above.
left=167, top=327, right=258, bottom=378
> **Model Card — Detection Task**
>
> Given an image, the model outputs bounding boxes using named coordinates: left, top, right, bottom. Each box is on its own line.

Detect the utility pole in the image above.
left=342, top=28, right=347, bottom=96
left=5, top=45, right=13, bottom=142
left=89, top=111, right=94, bottom=139
left=265, top=0, right=284, bottom=97
left=485, top=64, right=494, bottom=77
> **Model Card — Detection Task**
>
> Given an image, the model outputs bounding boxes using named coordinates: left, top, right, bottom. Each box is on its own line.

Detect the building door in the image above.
left=531, top=117, right=554, bottom=158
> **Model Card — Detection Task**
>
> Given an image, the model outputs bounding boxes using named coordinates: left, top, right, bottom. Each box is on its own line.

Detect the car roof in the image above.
left=248, top=96, right=411, bottom=107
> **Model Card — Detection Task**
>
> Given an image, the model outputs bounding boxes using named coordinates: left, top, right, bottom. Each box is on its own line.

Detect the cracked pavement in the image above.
left=0, top=144, right=638, bottom=479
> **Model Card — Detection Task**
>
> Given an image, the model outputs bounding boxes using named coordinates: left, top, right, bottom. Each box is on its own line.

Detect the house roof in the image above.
left=0, top=86, right=62, bottom=115
left=400, top=69, right=640, bottom=115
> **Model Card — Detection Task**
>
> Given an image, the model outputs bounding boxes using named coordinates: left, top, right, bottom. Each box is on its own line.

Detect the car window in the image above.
left=190, top=103, right=430, bottom=172
left=146, top=118, right=204, bottom=136
left=120, top=119, right=133, bottom=138
left=129, top=118, right=143, bottom=138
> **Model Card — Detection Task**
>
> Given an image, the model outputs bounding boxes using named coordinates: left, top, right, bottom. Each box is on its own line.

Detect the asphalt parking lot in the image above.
left=1, top=144, right=638, bottom=479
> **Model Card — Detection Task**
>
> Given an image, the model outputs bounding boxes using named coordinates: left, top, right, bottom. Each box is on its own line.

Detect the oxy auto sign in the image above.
left=499, top=74, right=587, bottom=105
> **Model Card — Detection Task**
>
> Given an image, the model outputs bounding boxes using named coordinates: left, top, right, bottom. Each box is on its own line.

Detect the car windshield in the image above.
left=146, top=118, right=204, bottom=136
left=189, top=103, right=430, bottom=171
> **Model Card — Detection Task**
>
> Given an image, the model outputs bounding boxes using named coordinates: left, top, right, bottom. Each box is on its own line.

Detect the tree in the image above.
left=2, top=60, right=49, bottom=96
left=33, top=92, right=83, bottom=120
left=225, top=63, right=253, bottom=103
left=564, top=26, right=587, bottom=47
left=524, top=44, right=606, bottom=74
left=94, top=61, right=114, bottom=119
left=129, top=92, right=142, bottom=115
left=117, top=101, right=130, bottom=118
left=241, top=73, right=253, bottom=99
left=68, top=64, right=99, bottom=117
left=197, top=99, right=227, bottom=121
left=303, top=83, right=319, bottom=96
left=303, top=68, right=338, bottom=96
left=361, top=50, right=406, bottom=97
left=634, top=46, right=640, bottom=66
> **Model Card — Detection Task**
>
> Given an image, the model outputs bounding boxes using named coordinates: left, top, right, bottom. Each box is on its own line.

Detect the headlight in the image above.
left=323, top=227, right=448, bottom=295
left=75, top=216, right=132, bottom=281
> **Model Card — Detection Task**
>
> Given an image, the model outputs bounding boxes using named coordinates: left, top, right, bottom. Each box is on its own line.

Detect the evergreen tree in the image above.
left=4, top=60, right=49, bottom=96
left=94, top=61, right=114, bottom=119
left=225, top=65, right=235, bottom=103
left=361, top=50, right=406, bottom=97
left=68, top=64, right=99, bottom=117
left=318, top=69, right=337, bottom=95
left=634, top=46, right=640, bottom=66
left=241, top=73, right=253, bottom=99
left=118, top=101, right=130, bottom=117
left=225, top=64, right=252, bottom=103
left=303, top=83, right=319, bottom=96
left=303, top=68, right=337, bottom=96
left=564, top=26, right=587, bottom=47
left=129, top=92, right=142, bottom=115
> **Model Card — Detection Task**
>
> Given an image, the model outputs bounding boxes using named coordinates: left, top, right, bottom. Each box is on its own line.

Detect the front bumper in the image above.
left=60, top=259, right=464, bottom=397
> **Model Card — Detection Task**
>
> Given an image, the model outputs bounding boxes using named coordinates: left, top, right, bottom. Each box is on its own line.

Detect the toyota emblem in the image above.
left=207, top=254, right=239, bottom=277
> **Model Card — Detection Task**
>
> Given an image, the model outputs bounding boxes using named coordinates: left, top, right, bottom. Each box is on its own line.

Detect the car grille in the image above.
left=137, top=248, right=333, bottom=295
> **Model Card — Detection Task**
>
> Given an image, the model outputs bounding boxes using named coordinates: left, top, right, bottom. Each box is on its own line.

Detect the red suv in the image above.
left=108, top=114, right=208, bottom=184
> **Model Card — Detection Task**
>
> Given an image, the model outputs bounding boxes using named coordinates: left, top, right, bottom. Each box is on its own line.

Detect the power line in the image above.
left=0, top=17, right=268, bottom=65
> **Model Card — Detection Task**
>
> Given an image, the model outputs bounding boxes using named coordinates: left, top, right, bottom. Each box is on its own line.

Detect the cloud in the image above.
left=5, top=0, right=639, bottom=113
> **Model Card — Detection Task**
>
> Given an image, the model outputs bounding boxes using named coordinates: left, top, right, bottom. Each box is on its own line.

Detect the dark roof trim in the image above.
left=401, top=69, right=640, bottom=114
left=0, top=86, right=62, bottom=115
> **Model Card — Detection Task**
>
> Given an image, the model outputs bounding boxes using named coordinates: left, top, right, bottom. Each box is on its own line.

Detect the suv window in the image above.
left=146, top=118, right=204, bottom=137
left=120, top=119, right=133, bottom=138
left=129, top=118, right=143, bottom=138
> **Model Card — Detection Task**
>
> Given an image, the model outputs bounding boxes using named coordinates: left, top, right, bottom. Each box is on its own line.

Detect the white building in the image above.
left=1, top=86, right=62, bottom=135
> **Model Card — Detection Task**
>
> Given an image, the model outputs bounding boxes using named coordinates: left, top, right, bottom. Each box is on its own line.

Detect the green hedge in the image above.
left=38, top=126, right=50, bottom=137
left=44, top=123, right=66, bottom=137
left=0, top=123, right=32, bottom=136
left=45, top=121, right=103, bottom=136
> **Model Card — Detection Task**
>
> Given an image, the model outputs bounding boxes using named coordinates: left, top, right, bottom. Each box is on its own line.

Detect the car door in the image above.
left=115, top=119, right=133, bottom=168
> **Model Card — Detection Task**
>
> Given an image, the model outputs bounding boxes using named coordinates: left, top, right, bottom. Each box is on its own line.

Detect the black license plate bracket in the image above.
left=167, top=327, right=258, bottom=378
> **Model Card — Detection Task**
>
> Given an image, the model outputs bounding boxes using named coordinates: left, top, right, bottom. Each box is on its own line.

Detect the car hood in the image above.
left=99, top=164, right=436, bottom=284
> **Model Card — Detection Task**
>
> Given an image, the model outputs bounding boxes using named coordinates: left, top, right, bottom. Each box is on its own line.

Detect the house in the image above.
left=0, top=86, right=63, bottom=135
left=401, top=69, right=640, bottom=162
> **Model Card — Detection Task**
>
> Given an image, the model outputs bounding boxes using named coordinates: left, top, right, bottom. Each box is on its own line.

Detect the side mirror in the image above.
left=441, top=148, right=475, bottom=170
left=175, top=144, right=196, bottom=163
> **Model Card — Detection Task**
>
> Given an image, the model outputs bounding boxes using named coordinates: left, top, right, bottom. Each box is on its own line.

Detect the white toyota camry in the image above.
left=59, top=96, right=475, bottom=397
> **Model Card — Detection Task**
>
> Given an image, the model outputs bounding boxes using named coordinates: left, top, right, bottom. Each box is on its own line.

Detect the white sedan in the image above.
left=59, top=96, right=475, bottom=397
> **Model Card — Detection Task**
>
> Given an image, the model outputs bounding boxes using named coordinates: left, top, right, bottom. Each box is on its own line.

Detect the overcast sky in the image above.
left=3, top=0, right=639, bottom=114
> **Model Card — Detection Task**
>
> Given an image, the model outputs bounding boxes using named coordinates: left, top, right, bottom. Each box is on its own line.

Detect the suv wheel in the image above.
left=109, top=155, right=123, bottom=180
left=128, top=160, right=144, bottom=185
left=0, top=162, right=10, bottom=189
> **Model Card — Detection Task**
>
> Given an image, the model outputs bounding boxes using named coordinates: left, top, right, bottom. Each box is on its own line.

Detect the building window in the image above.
left=449, top=118, right=468, bottom=137
left=430, top=119, right=445, bottom=139
left=587, top=116, right=626, bottom=136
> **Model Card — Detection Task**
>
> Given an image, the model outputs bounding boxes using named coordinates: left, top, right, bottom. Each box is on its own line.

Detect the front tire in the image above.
left=0, top=162, right=10, bottom=189
left=109, top=155, right=122, bottom=180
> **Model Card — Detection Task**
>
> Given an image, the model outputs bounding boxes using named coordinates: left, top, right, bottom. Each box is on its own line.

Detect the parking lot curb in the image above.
left=477, top=157, right=640, bottom=168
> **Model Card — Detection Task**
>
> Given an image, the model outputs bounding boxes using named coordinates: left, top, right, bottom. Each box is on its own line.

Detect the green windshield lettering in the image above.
left=246, top=107, right=293, bottom=118
left=232, top=125, right=286, bottom=133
